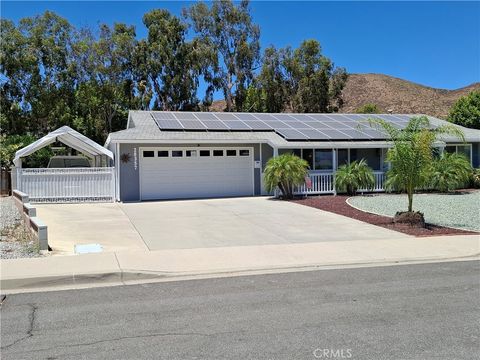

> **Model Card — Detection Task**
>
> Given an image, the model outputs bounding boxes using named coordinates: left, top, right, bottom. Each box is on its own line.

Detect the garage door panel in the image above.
left=140, top=148, right=254, bottom=200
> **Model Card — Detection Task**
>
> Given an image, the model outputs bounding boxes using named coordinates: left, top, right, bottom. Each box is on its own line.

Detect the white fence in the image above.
left=16, top=168, right=115, bottom=203
left=294, top=171, right=386, bottom=195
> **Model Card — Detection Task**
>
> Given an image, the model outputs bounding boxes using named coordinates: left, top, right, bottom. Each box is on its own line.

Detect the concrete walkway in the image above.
left=1, top=234, right=479, bottom=293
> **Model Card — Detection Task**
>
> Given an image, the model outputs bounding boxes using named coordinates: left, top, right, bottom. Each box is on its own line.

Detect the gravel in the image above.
left=348, top=191, right=480, bottom=232
left=0, top=196, right=41, bottom=259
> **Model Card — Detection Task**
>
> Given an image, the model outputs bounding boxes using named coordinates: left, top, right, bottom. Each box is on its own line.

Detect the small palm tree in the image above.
left=335, top=159, right=375, bottom=195
left=369, top=116, right=464, bottom=212
left=264, top=153, right=309, bottom=199
left=430, top=153, right=472, bottom=192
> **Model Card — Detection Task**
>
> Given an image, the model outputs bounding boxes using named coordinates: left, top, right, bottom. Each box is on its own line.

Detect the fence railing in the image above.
left=294, top=173, right=335, bottom=195
left=16, top=167, right=115, bottom=203
left=294, top=171, right=386, bottom=195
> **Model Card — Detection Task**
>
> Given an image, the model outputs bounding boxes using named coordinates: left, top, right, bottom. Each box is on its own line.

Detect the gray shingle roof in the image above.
left=106, top=110, right=480, bottom=144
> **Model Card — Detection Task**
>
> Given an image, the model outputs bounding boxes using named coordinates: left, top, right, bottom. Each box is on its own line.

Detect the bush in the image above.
left=471, top=168, right=480, bottom=188
left=430, top=153, right=472, bottom=192
left=263, top=154, right=309, bottom=199
left=335, top=159, right=375, bottom=195
left=356, top=103, right=380, bottom=114
left=447, top=90, right=480, bottom=129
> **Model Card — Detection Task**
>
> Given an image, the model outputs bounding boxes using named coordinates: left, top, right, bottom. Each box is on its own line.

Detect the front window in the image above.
left=350, top=148, right=381, bottom=171
left=337, top=149, right=348, bottom=167
left=445, top=144, right=472, bottom=163
left=314, top=149, right=333, bottom=170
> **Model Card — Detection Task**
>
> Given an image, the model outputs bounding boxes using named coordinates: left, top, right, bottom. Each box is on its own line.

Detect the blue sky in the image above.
left=2, top=1, right=479, bottom=97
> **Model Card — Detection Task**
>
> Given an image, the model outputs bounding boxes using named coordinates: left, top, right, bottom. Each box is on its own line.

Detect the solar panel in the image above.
left=214, top=113, right=240, bottom=121
left=200, top=120, right=229, bottom=130
left=173, top=112, right=197, bottom=120
left=357, top=129, right=388, bottom=138
left=151, top=112, right=176, bottom=120
left=306, top=121, right=337, bottom=129
left=194, top=112, right=219, bottom=121
left=235, top=113, right=258, bottom=120
left=243, top=120, right=270, bottom=130
left=273, top=114, right=296, bottom=121
left=297, top=129, right=330, bottom=140
left=221, top=120, right=252, bottom=130
left=179, top=120, right=206, bottom=130
left=320, top=129, right=354, bottom=139
left=154, top=119, right=183, bottom=129
left=282, top=120, right=306, bottom=128
left=276, top=128, right=309, bottom=139
left=252, top=114, right=276, bottom=121
left=339, top=129, right=373, bottom=139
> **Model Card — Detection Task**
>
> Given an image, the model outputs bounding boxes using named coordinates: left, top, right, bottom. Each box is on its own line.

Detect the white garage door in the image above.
left=140, top=147, right=254, bottom=200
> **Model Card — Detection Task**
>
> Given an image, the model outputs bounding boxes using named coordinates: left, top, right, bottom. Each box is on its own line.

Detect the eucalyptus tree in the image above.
left=136, top=9, right=200, bottom=111
left=184, top=0, right=260, bottom=112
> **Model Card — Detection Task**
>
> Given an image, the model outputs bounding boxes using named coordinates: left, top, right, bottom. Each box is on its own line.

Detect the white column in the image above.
left=332, top=149, right=337, bottom=195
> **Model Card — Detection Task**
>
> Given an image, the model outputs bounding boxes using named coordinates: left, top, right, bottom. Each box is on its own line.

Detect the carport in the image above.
left=13, top=126, right=115, bottom=203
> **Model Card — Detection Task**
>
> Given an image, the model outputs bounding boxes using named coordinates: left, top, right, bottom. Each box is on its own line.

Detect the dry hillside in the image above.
left=341, top=74, right=480, bottom=119
left=209, top=73, right=479, bottom=119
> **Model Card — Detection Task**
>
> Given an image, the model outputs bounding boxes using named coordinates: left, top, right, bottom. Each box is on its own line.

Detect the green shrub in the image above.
left=471, top=168, right=480, bottom=188
left=335, top=159, right=375, bottom=195
left=430, top=153, right=472, bottom=192
left=264, top=154, right=309, bottom=199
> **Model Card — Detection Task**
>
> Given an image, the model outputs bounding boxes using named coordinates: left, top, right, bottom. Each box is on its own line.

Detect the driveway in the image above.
left=37, top=197, right=410, bottom=254
left=119, top=197, right=410, bottom=250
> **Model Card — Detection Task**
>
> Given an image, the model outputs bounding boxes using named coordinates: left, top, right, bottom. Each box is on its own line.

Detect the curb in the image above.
left=2, top=253, right=479, bottom=293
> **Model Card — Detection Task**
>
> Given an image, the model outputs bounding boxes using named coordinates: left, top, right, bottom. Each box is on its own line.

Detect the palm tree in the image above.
left=369, top=116, right=464, bottom=213
left=430, top=153, right=472, bottom=192
left=335, top=159, right=375, bottom=195
left=263, top=153, right=309, bottom=199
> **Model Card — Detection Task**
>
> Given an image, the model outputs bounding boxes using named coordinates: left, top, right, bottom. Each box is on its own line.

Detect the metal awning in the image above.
left=14, top=126, right=114, bottom=167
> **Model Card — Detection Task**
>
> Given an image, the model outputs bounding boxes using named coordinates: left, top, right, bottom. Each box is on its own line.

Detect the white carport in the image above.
left=13, top=126, right=116, bottom=203
left=14, top=126, right=113, bottom=167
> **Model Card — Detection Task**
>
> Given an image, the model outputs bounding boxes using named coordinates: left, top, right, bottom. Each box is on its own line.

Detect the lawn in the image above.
left=348, top=191, right=480, bottom=232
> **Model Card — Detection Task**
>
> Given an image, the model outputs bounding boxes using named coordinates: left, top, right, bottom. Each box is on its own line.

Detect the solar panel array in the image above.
left=151, top=112, right=415, bottom=140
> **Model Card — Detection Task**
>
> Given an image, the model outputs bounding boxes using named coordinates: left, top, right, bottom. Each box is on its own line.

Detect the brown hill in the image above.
left=340, top=74, right=480, bottom=119
left=208, top=73, right=479, bottom=119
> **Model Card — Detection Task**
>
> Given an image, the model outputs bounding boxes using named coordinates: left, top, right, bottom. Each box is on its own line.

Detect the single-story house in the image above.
left=105, top=111, right=480, bottom=202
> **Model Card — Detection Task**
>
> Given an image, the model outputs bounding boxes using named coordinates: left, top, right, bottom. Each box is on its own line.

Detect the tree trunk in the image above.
left=407, top=190, right=413, bottom=212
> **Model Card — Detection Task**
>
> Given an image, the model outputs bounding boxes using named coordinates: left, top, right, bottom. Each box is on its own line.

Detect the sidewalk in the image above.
left=1, top=235, right=479, bottom=293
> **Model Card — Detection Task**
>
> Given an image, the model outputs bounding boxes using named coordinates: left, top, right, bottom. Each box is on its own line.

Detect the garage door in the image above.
left=140, top=147, right=254, bottom=200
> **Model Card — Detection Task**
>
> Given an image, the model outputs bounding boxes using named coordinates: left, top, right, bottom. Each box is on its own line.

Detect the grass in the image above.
left=348, top=191, right=480, bottom=232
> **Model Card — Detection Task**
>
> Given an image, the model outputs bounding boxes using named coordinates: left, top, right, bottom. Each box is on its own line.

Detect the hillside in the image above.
left=209, top=74, right=480, bottom=119
left=340, top=74, right=480, bottom=119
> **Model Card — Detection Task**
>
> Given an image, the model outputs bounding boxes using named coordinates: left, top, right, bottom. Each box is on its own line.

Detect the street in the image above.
left=1, top=261, right=479, bottom=360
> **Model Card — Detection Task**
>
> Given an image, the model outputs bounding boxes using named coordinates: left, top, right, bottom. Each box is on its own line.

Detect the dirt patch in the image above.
left=292, top=195, right=478, bottom=237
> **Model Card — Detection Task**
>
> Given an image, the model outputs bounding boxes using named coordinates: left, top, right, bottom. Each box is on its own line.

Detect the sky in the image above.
left=2, top=1, right=479, bottom=98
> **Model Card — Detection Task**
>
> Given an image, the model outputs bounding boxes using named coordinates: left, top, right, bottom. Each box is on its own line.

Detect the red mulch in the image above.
left=292, top=195, right=478, bottom=237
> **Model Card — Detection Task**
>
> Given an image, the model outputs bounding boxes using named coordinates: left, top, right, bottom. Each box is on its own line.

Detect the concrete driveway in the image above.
left=37, top=197, right=411, bottom=254
left=119, top=197, right=410, bottom=250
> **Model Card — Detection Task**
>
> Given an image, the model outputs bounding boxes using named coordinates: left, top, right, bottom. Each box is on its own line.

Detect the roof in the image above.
left=14, top=126, right=114, bottom=167
left=105, top=110, right=480, bottom=145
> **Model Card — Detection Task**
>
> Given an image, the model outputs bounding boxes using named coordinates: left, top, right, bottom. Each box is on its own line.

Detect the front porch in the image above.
left=263, top=144, right=389, bottom=195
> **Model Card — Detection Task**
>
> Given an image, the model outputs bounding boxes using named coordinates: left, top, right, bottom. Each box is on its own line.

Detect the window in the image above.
left=302, top=149, right=313, bottom=170
left=337, top=149, right=349, bottom=167
left=143, top=151, right=154, bottom=158
left=186, top=150, right=197, bottom=157
left=200, top=150, right=210, bottom=157
left=445, top=144, right=472, bottom=163
left=213, top=150, right=224, bottom=157
left=314, top=149, right=333, bottom=170
left=239, top=149, right=250, bottom=156
left=172, top=150, right=183, bottom=157
left=226, top=150, right=236, bottom=156
left=350, top=148, right=381, bottom=170
left=158, top=151, right=168, bottom=157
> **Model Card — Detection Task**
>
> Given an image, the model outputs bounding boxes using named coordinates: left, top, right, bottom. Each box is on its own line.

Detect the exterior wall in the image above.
left=118, top=142, right=261, bottom=201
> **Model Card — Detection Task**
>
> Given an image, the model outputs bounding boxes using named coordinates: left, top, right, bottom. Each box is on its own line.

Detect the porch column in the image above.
left=332, top=149, right=337, bottom=195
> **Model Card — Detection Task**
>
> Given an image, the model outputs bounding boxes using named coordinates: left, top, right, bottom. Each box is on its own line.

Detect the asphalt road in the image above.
left=1, top=261, right=479, bottom=360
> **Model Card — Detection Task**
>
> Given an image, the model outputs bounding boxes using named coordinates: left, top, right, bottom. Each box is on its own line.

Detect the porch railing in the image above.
left=294, top=171, right=386, bottom=195
left=16, top=167, right=115, bottom=203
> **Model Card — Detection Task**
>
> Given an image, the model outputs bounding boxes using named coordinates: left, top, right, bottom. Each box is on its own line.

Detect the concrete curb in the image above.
left=3, top=253, right=479, bottom=293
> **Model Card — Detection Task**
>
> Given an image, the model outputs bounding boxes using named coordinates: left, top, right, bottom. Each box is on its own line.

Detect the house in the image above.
left=105, top=111, right=480, bottom=202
